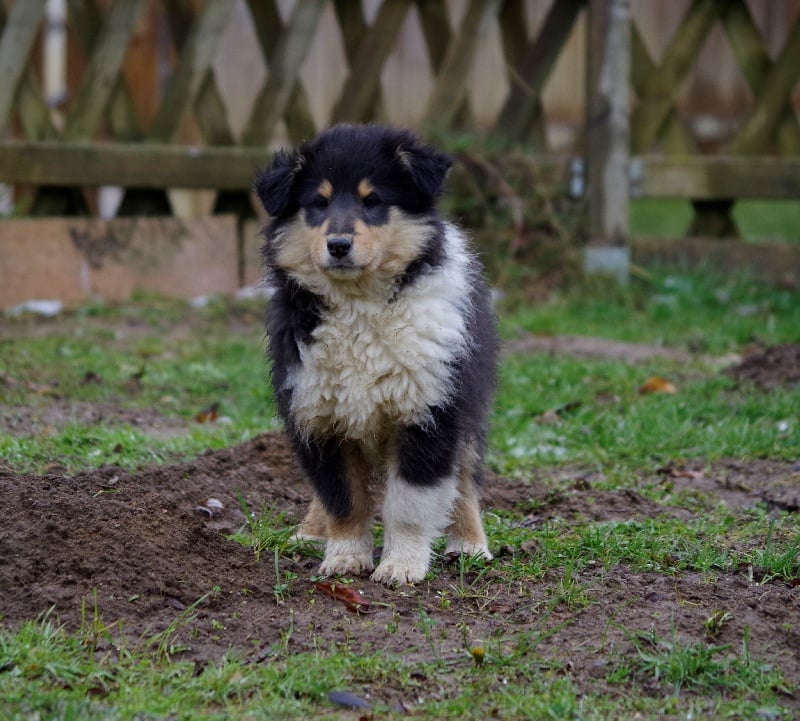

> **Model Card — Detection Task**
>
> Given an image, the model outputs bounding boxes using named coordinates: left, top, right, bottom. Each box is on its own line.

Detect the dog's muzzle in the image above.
left=327, top=235, right=352, bottom=259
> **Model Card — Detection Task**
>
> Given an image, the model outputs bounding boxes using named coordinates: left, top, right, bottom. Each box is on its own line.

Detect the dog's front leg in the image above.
left=372, top=467, right=458, bottom=586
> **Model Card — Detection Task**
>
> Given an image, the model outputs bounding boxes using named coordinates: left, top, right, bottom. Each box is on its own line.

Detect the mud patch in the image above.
left=1, top=431, right=797, bottom=708
left=726, top=343, right=800, bottom=391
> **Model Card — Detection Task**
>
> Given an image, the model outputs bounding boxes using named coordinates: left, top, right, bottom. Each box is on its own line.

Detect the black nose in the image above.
left=327, top=236, right=352, bottom=259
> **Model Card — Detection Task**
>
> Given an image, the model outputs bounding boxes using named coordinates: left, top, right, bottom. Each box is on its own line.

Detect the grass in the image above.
left=1, top=269, right=799, bottom=719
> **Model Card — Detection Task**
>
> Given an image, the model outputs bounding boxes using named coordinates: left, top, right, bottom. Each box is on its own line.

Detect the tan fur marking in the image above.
left=296, top=495, right=329, bottom=540
left=318, top=179, right=333, bottom=200
left=446, top=443, right=490, bottom=554
left=357, top=179, right=376, bottom=199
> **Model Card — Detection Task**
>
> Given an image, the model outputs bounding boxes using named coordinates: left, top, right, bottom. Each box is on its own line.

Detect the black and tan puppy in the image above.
left=255, top=124, right=497, bottom=585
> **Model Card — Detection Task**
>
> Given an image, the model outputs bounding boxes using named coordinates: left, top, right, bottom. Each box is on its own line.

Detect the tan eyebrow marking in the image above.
left=318, top=179, right=333, bottom=199
left=358, top=179, right=376, bottom=198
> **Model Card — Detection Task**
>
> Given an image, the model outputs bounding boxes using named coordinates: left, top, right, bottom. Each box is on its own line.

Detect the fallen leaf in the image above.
left=639, top=376, right=677, bottom=394
left=196, top=402, right=220, bottom=423
left=314, top=581, right=370, bottom=613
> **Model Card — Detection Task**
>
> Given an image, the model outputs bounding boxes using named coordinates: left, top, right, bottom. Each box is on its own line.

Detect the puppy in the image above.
left=255, top=124, right=497, bottom=585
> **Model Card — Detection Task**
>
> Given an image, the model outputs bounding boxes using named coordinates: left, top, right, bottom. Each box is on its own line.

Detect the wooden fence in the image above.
left=0, top=0, right=799, bottom=250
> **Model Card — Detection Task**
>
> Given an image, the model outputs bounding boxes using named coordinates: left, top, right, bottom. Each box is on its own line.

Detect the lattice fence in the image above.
left=0, top=0, right=798, bottom=237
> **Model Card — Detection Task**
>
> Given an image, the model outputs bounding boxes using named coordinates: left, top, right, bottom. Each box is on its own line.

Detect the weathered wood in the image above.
left=0, top=0, right=47, bottom=135
left=497, top=0, right=546, bottom=149
left=730, top=12, right=800, bottom=155
left=586, top=0, right=630, bottom=246
left=66, top=0, right=143, bottom=141
left=720, top=0, right=800, bottom=154
left=493, top=0, right=583, bottom=144
left=148, top=0, right=237, bottom=142
left=330, top=0, right=412, bottom=123
left=246, top=0, right=317, bottom=144
left=159, top=0, right=235, bottom=146
left=242, top=0, right=325, bottom=145
left=0, top=141, right=271, bottom=190
left=634, top=156, right=800, bottom=200
left=631, top=0, right=719, bottom=153
left=423, top=0, right=501, bottom=128
left=416, top=0, right=475, bottom=130
left=62, top=0, right=147, bottom=140
left=334, top=0, right=386, bottom=124
left=630, top=24, right=693, bottom=154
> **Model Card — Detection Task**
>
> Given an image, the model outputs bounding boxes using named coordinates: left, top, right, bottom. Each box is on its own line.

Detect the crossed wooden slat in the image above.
left=631, top=0, right=800, bottom=234
left=1, top=0, right=798, bottom=231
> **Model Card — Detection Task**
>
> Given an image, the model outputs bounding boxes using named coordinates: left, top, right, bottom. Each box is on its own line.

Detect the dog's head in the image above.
left=256, top=125, right=451, bottom=287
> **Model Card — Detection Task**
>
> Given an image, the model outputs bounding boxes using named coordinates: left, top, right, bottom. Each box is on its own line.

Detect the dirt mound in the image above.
left=1, top=432, right=798, bottom=702
left=726, top=343, right=800, bottom=390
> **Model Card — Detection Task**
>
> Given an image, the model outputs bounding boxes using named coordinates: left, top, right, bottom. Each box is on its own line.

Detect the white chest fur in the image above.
left=285, top=233, right=472, bottom=442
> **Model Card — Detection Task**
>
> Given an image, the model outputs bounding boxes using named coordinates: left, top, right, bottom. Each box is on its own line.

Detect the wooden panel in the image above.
left=634, top=156, right=800, bottom=199
left=0, top=0, right=47, bottom=135
left=148, top=0, right=237, bottom=141
left=241, top=1, right=325, bottom=145
left=493, top=0, right=583, bottom=143
left=0, top=141, right=268, bottom=190
left=62, top=0, right=147, bottom=140
left=330, top=0, right=412, bottom=123
left=423, top=0, right=501, bottom=128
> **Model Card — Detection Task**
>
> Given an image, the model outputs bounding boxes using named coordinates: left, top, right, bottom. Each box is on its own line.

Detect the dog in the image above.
left=255, top=124, right=497, bottom=585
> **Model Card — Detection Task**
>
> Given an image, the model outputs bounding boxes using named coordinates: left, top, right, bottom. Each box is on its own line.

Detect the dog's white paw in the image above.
left=319, top=537, right=374, bottom=577
left=371, top=556, right=429, bottom=586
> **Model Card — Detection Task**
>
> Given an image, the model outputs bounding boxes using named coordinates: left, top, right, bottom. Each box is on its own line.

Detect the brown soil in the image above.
left=726, top=343, right=800, bottom=391
left=1, top=432, right=799, bottom=707
left=1, top=335, right=799, bottom=710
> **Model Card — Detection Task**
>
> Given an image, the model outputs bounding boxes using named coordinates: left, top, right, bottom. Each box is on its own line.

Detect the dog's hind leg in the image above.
left=318, top=443, right=375, bottom=577
left=294, top=494, right=329, bottom=543
left=445, top=443, right=492, bottom=559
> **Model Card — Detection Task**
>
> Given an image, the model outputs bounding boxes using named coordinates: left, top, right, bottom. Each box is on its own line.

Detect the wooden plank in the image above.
left=424, top=0, right=501, bottom=129
left=635, top=156, right=800, bottom=200
left=416, top=0, right=475, bottom=129
left=62, top=0, right=148, bottom=140
left=246, top=0, right=317, bottom=143
left=586, top=0, right=630, bottom=246
left=729, top=11, right=800, bottom=155
left=330, top=0, right=412, bottom=124
left=334, top=0, right=387, bottom=123
left=242, top=0, right=325, bottom=145
left=0, top=0, right=47, bottom=135
left=630, top=0, right=719, bottom=153
left=720, top=1, right=800, bottom=153
left=66, top=0, right=143, bottom=141
left=493, top=0, right=583, bottom=144
left=0, top=141, right=267, bottom=190
left=148, top=0, right=238, bottom=142
left=630, top=23, right=692, bottom=154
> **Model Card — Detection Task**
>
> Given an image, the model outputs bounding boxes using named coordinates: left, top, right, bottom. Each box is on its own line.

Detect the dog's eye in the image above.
left=311, top=195, right=329, bottom=209
left=362, top=193, right=382, bottom=209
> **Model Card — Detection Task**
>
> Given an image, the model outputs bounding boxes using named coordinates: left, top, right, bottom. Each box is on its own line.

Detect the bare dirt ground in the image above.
left=1, top=340, right=799, bottom=710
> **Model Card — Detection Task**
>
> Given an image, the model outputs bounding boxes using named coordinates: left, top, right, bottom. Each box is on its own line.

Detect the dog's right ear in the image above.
left=255, top=150, right=302, bottom=217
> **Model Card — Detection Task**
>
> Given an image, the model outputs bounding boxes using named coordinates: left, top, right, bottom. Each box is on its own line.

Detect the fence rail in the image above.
left=0, top=0, right=798, bottom=241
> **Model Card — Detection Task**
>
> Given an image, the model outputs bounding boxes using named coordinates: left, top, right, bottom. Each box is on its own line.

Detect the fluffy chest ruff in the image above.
left=284, top=227, right=471, bottom=442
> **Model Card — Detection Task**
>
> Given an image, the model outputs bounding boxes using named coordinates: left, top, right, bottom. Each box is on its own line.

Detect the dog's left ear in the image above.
left=396, top=140, right=452, bottom=201
left=255, top=149, right=303, bottom=218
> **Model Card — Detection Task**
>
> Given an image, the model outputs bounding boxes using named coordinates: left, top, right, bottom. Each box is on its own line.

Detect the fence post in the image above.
left=585, top=0, right=631, bottom=282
